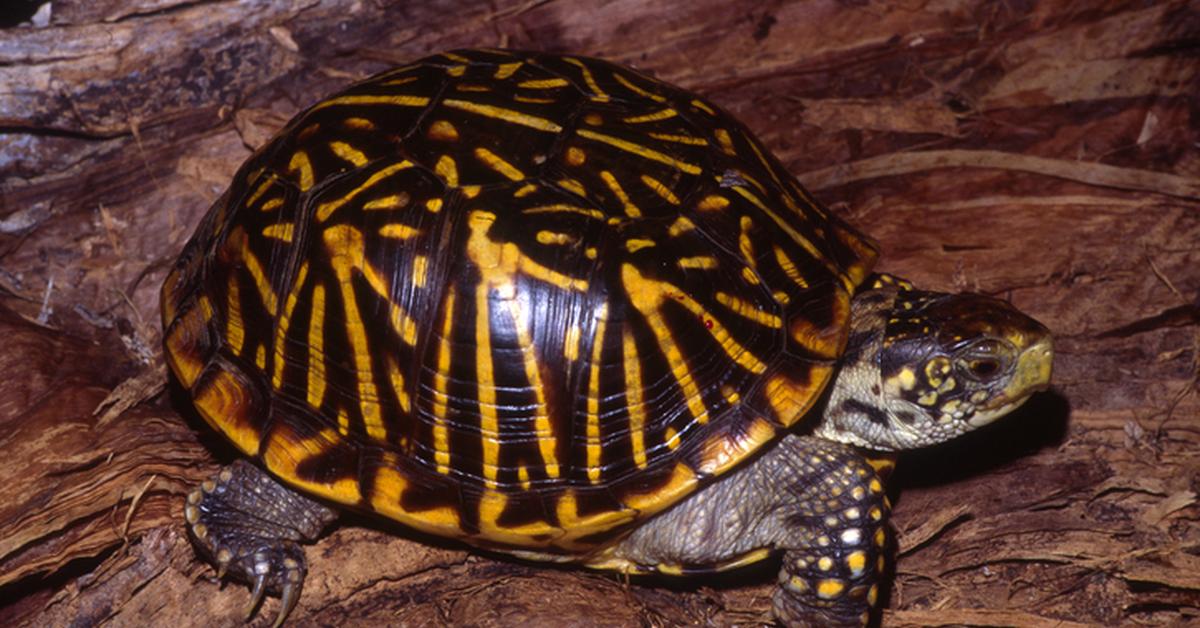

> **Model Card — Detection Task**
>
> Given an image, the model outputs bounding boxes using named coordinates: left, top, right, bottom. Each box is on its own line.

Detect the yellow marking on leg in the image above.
left=310, top=94, right=430, bottom=112
left=564, top=57, right=610, bottom=101
left=847, top=550, right=867, bottom=576
left=494, top=61, right=523, bottom=79
left=584, top=304, right=609, bottom=482
left=690, top=99, right=716, bottom=115
left=668, top=216, right=695, bottom=236
left=385, top=355, right=411, bottom=413
left=697, top=195, right=729, bottom=211
left=306, top=283, right=327, bottom=409
left=774, top=246, right=809, bottom=288
left=412, top=254, right=428, bottom=288
left=273, top=262, right=309, bottom=389
left=522, top=203, right=605, bottom=220
left=611, top=72, right=666, bottom=102
left=648, top=132, right=708, bottom=145
left=715, top=292, right=782, bottom=328
left=817, top=579, right=846, bottom=599
left=330, top=141, right=368, bottom=167
left=678, top=256, right=718, bottom=269
left=379, top=223, right=421, bottom=239
left=430, top=288, right=455, bottom=474
left=624, top=108, right=678, bottom=124
left=442, top=99, right=563, bottom=132
left=288, top=151, right=314, bottom=191
left=364, top=192, right=410, bottom=210
left=731, top=185, right=853, bottom=291
left=427, top=120, right=459, bottom=141
left=622, top=326, right=648, bottom=468
left=474, top=279, right=501, bottom=488
left=316, top=160, right=414, bottom=222
left=713, top=129, right=736, bottom=155
left=224, top=276, right=245, bottom=355
left=576, top=129, right=700, bottom=174
left=599, top=171, right=641, bottom=217
left=324, top=226, right=390, bottom=441
left=640, top=174, right=680, bottom=204
left=435, top=155, right=458, bottom=187
left=262, top=223, right=294, bottom=242
left=474, top=147, right=525, bottom=181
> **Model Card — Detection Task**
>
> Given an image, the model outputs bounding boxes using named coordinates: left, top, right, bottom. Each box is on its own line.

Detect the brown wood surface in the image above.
left=1, top=0, right=1198, bottom=626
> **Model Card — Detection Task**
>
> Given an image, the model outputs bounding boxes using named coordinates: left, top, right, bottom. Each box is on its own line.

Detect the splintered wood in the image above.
left=1, top=0, right=1197, bottom=626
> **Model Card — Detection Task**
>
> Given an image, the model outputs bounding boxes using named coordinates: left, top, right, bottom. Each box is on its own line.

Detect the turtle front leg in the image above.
left=595, top=435, right=890, bottom=626
left=185, top=460, right=337, bottom=626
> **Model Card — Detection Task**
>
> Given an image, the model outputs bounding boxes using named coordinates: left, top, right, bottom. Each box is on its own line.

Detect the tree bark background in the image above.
left=1, top=0, right=1198, bottom=626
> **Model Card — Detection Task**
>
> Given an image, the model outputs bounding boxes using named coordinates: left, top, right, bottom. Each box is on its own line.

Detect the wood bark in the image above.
left=1, top=0, right=1198, bottom=625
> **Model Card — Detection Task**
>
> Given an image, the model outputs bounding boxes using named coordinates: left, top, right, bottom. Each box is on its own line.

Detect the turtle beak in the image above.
left=977, top=334, right=1054, bottom=418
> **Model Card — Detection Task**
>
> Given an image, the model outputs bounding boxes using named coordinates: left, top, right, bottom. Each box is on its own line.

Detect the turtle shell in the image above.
left=161, top=49, right=877, bottom=553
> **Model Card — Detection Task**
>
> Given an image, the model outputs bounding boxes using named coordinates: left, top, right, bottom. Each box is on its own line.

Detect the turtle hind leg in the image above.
left=185, top=460, right=337, bottom=626
left=596, top=434, right=889, bottom=627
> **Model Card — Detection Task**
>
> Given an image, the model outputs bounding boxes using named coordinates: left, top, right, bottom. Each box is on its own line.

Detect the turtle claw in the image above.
left=245, top=572, right=268, bottom=620
left=275, top=581, right=302, bottom=628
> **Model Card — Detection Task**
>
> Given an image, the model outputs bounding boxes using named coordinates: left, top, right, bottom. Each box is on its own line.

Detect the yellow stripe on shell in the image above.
left=648, top=132, right=708, bottom=145
left=476, top=490, right=561, bottom=545
left=774, top=245, right=810, bottom=288
left=623, top=108, right=677, bottom=123
left=715, top=292, right=783, bottom=328
left=364, top=193, right=410, bottom=210
left=442, top=99, right=564, bottom=132
left=622, top=326, right=648, bottom=469
left=431, top=287, right=456, bottom=474
left=262, top=425, right=361, bottom=505
left=576, top=129, right=701, bottom=175
left=323, top=225, right=390, bottom=441
left=435, top=155, right=458, bottom=187
left=224, top=276, right=245, bottom=355
left=584, top=303, right=608, bottom=482
left=696, top=415, right=776, bottom=476
left=730, top=185, right=854, bottom=292
left=667, top=216, right=696, bottom=236
left=518, top=78, right=569, bottom=89
left=599, top=170, right=641, bottom=217
left=273, top=261, right=309, bottom=390
left=494, top=62, right=523, bottom=79
left=474, top=147, right=526, bottom=181
left=316, top=160, right=414, bottom=222
left=611, top=72, right=666, bottom=102
left=305, top=283, right=326, bottom=409
left=690, top=99, right=716, bottom=115
left=262, top=223, right=293, bottom=242
left=522, top=204, right=605, bottom=220
left=310, top=94, right=431, bottom=112
left=370, top=452, right=462, bottom=537
left=163, top=305, right=207, bottom=388
left=764, top=366, right=835, bottom=428
left=379, top=223, right=421, bottom=239
left=622, top=462, right=697, bottom=512
left=713, top=129, right=736, bottom=155
left=640, top=174, right=680, bottom=204
left=237, top=234, right=278, bottom=315
left=287, top=152, right=314, bottom=191
left=564, top=57, right=611, bottom=101
left=193, top=365, right=263, bottom=456
left=329, top=141, right=368, bottom=167
left=678, top=256, right=718, bottom=269
left=385, top=355, right=411, bottom=413
left=474, top=277, right=502, bottom=488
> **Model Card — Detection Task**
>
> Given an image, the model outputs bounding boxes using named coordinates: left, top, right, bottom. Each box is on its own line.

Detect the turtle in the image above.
left=160, top=48, right=1053, bottom=626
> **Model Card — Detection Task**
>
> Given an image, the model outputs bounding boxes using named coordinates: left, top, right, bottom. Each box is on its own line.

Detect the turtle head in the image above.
left=816, top=280, right=1053, bottom=452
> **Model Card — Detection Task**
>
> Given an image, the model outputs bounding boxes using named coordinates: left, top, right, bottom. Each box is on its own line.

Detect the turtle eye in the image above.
left=967, top=358, right=1001, bottom=379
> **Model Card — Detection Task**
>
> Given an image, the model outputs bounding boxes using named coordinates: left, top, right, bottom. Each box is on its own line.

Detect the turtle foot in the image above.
left=184, top=460, right=337, bottom=626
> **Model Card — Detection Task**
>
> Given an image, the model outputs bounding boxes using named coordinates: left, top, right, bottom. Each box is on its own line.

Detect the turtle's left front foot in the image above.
left=184, top=460, right=337, bottom=626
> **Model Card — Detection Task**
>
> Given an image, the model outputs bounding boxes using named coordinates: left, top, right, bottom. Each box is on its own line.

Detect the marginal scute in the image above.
left=192, top=362, right=264, bottom=456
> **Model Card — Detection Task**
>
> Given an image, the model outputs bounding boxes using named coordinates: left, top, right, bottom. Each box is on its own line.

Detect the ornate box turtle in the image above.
left=161, top=49, right=1053, bottom=626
